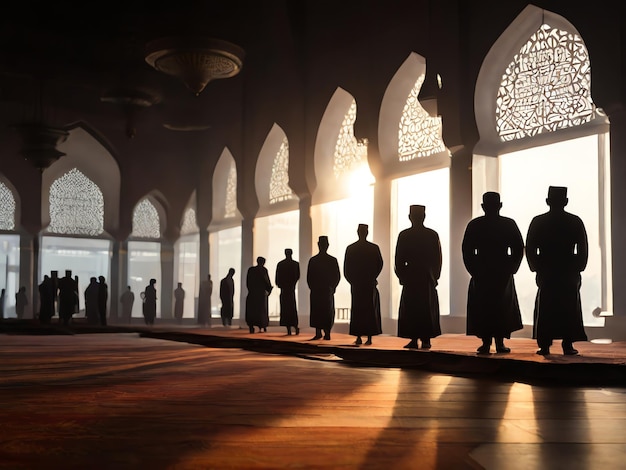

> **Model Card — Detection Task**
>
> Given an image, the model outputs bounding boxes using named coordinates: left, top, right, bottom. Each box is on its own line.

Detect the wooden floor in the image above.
left=1, top=327, right=626, bottom=469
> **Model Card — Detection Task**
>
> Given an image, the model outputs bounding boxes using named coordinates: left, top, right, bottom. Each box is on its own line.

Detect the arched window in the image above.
left=269, top=137, right=295, bottom=204
left=333, top=99, right=369, bottom=179
left=48, top=168, right=104, bottom=236
left=398, top=76, right=446, bottom=161
left=180, top=208, right=198, bottom=235
left=0, top=181, right=16, bottom=230
left=132, top=198, right=161, bottom=239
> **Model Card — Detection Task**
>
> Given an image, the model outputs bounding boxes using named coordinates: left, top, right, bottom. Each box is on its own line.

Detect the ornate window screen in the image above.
left=269, top=137, right=296, bottom=204
left=224, top=162, right=237, bottom=218
left=181, top=208, right=198, bottom=235
left=496, top=23, right=594, bottom=142
left=333, top=100, right=368, bottom=178
left=0, top=181, right=16, bottom=230
left=398, top=75, right=446, bottom=161
left=49, top=168, right=104, bottom=236
left=132, top=198, right=161, bottom=239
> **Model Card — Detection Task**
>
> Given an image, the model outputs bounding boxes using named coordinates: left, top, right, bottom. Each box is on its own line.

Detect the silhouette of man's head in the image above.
left=177, top=282, right=182, bottom=287
left=150, top=278, right=156, bottom=285
left=318, top=236, right=329, bottom=253
left=481, top=191, right=502, bottom=215
left=228, top=268, right=235, bottom=276
left=90, top=277, right=97, bottom=283
left=285, top=248, right=293, bottom=258
left=357, top=223, right=368, bottom=240
left=99, top=276, right=105, bottom=283
left=257, top=256, right=266, bottom=266
left=409, top=205, right=426, bottom=225
left=65, top=270, right=72, bottom=277
left=546, top=186, right=568, bottom=209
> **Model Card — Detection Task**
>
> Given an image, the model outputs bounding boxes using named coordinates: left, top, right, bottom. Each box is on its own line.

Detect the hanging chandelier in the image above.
left=145, top=37, right=245, bottom=95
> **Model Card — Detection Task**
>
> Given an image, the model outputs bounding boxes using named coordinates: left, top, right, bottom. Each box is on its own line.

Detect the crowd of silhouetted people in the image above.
left=0, top=186, right=588, bottom=357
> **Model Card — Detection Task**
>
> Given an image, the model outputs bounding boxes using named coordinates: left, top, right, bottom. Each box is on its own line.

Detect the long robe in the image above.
left=98, top=281, right=108, bottom=326
left=275, top=258, right=300, bottom=327
left=526, top=210, right=588, bottom=344
left=197, top=279, right=213, bottom=326
left=120, top=290, right=134, bottom=323
left=344, top=239, right=383, bottom=337
left=245, top=265, right=272, bottom=328
left=174, top=286, right=185, bottom=322
left=143, top=284, right=157, bottom=325
left=58, top=276, right=78, bottom=324
left=395, top=225, right=442, bottom=339
left=220, top=276, right=235, bottom=324
left=38, top=279, right=55, bottom=324
left=462, top=215, right=524, bottom=338
left=307, top=252, right=340, bottom=330
left=84, top=281, right=100, bottom=325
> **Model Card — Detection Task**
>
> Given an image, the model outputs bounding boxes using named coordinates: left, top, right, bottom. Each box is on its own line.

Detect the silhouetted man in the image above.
left=174, top=282, right=185, bottom=325
left=395, top=205, right=442, bottom=349
left=276, top=248, right=300, bottom=335
left=58, top=270, right=78, bottom=326
left=38, top=275, right=55, bottom=324
left=98, top=275, right=108, bottom=326
left=197, top=274, right=213, bottom=327
left=15, top=286, right=28, bottom=319
left=143, top=278, right=157, bottom=326
left=245, top=257, right=273, bottom=333
left=307, top=236, right=341, bottom=341
left=84, top=277, right=100, bottom=325
left=462, top=192, right=524, bottom=354
left=120, top=286, right=134, bottom=324
left=526, top=186, right=588, bottom=356
left=220, top=268, right=236, bottom=326
left=344, top=224, right=383, bottom=346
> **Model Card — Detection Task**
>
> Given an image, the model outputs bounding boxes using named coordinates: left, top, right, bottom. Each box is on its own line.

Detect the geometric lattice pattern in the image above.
left=0, top=181, right=16, bottom=230
left=225, top=162, right=237, bottom=218
left=132, top=198, right=161, bottom=239
left=496, top=23, right=595, bottom=142
left=181, top=208, right=198, bottom=235
left=270, top=137, right=295, bottom=204
left=48, top=168, right=104, bottom=236
left=333, top=100, right=368, bottom=178
left=398, top=75, right=446, bottom=161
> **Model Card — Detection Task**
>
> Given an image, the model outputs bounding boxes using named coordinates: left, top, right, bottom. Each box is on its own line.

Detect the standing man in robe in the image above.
left=120, top=286, right=135, bottom=324
left=220, top=268, right=236, bottom=326
left=344, top=224, right=383, bottom=345
left=98, top=276, right=108, bottom=326
left=58, top=270, right=78, bottom=326
left=84, top=277, right=100, bottom=325
left=307, top=236, right=341, bottom=341
left=245, top=257, right=273, bottom=333
left=174, top=282, right=185, bottom=325
left=142, top=278, right=157, bottom=326
left=275, top=248, right=300, bottom=335
left=38, top=275, right=55, bottom=324
left=394, top=205, right=442, bottom=349
left=526, top=186, right=588, bottom=356
left=197, top=274, right=213, bottom=327
left=462, top=192, right=524, bottom=354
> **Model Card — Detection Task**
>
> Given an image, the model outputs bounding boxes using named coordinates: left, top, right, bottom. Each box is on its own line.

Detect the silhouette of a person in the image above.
left=98, top=275, right=108, bottom=326
left=58, top=270, right=78, bottom=326
left=395, top=205, right=442, bottom=349
left=245, top=257, right=273, bottom=333
left=307, top=236, right=341, bottom=341
left=526, top=186, right=588, bottom=356
left=275, top=248, right=300, bottom=335
left=220, top=268, right=236, bottom=326
left=84, top=277, right=100, bottom=325
left=15, top=286, right=28, bottom=319
left=174, top=282, right=185, bottom=324
left=344, top=224, right=383, bottom=346
left=462, top=192, right=524, bottom=354
left=120, top=286, right=134, bottom=324
left=38, top=275, right=55, bottom=324
left=143, top=279, right=157, bottom=326
left=0, top=288, right=4, bottom=320
left=197, top=274, right=213, bottom=327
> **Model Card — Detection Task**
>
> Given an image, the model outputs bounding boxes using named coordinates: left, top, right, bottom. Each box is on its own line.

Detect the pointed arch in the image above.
left=131, top=193, right=167, bottom=239
left=211, top=148, right=241, bottom=229
left=379, top=52, right=449, bottom=178
left=313, top=88, right=371, bottom=204
left=42, top=124, right=121, bottom=235
left=0, top=175, right=19, bottom=232
left=255, top=123, right=298, bottom=216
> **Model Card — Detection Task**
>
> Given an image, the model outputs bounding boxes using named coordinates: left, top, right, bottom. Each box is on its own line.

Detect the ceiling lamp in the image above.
left=145, top=37, right=245, bottom=95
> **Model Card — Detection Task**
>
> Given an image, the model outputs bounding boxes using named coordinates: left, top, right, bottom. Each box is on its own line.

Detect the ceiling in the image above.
left=0, top=1, right=295, bottom=138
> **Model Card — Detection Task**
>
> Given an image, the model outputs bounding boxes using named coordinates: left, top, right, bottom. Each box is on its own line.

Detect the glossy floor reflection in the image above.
left=0, top=333, right=625, bottom=469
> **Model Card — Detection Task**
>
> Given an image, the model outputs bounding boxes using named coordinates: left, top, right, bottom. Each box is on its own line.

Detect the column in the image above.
left=239, top=217, right=254, bottom=327
left=160, top=241, right=174, bottom=320
left=19, top=232, right=36, bottom=319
